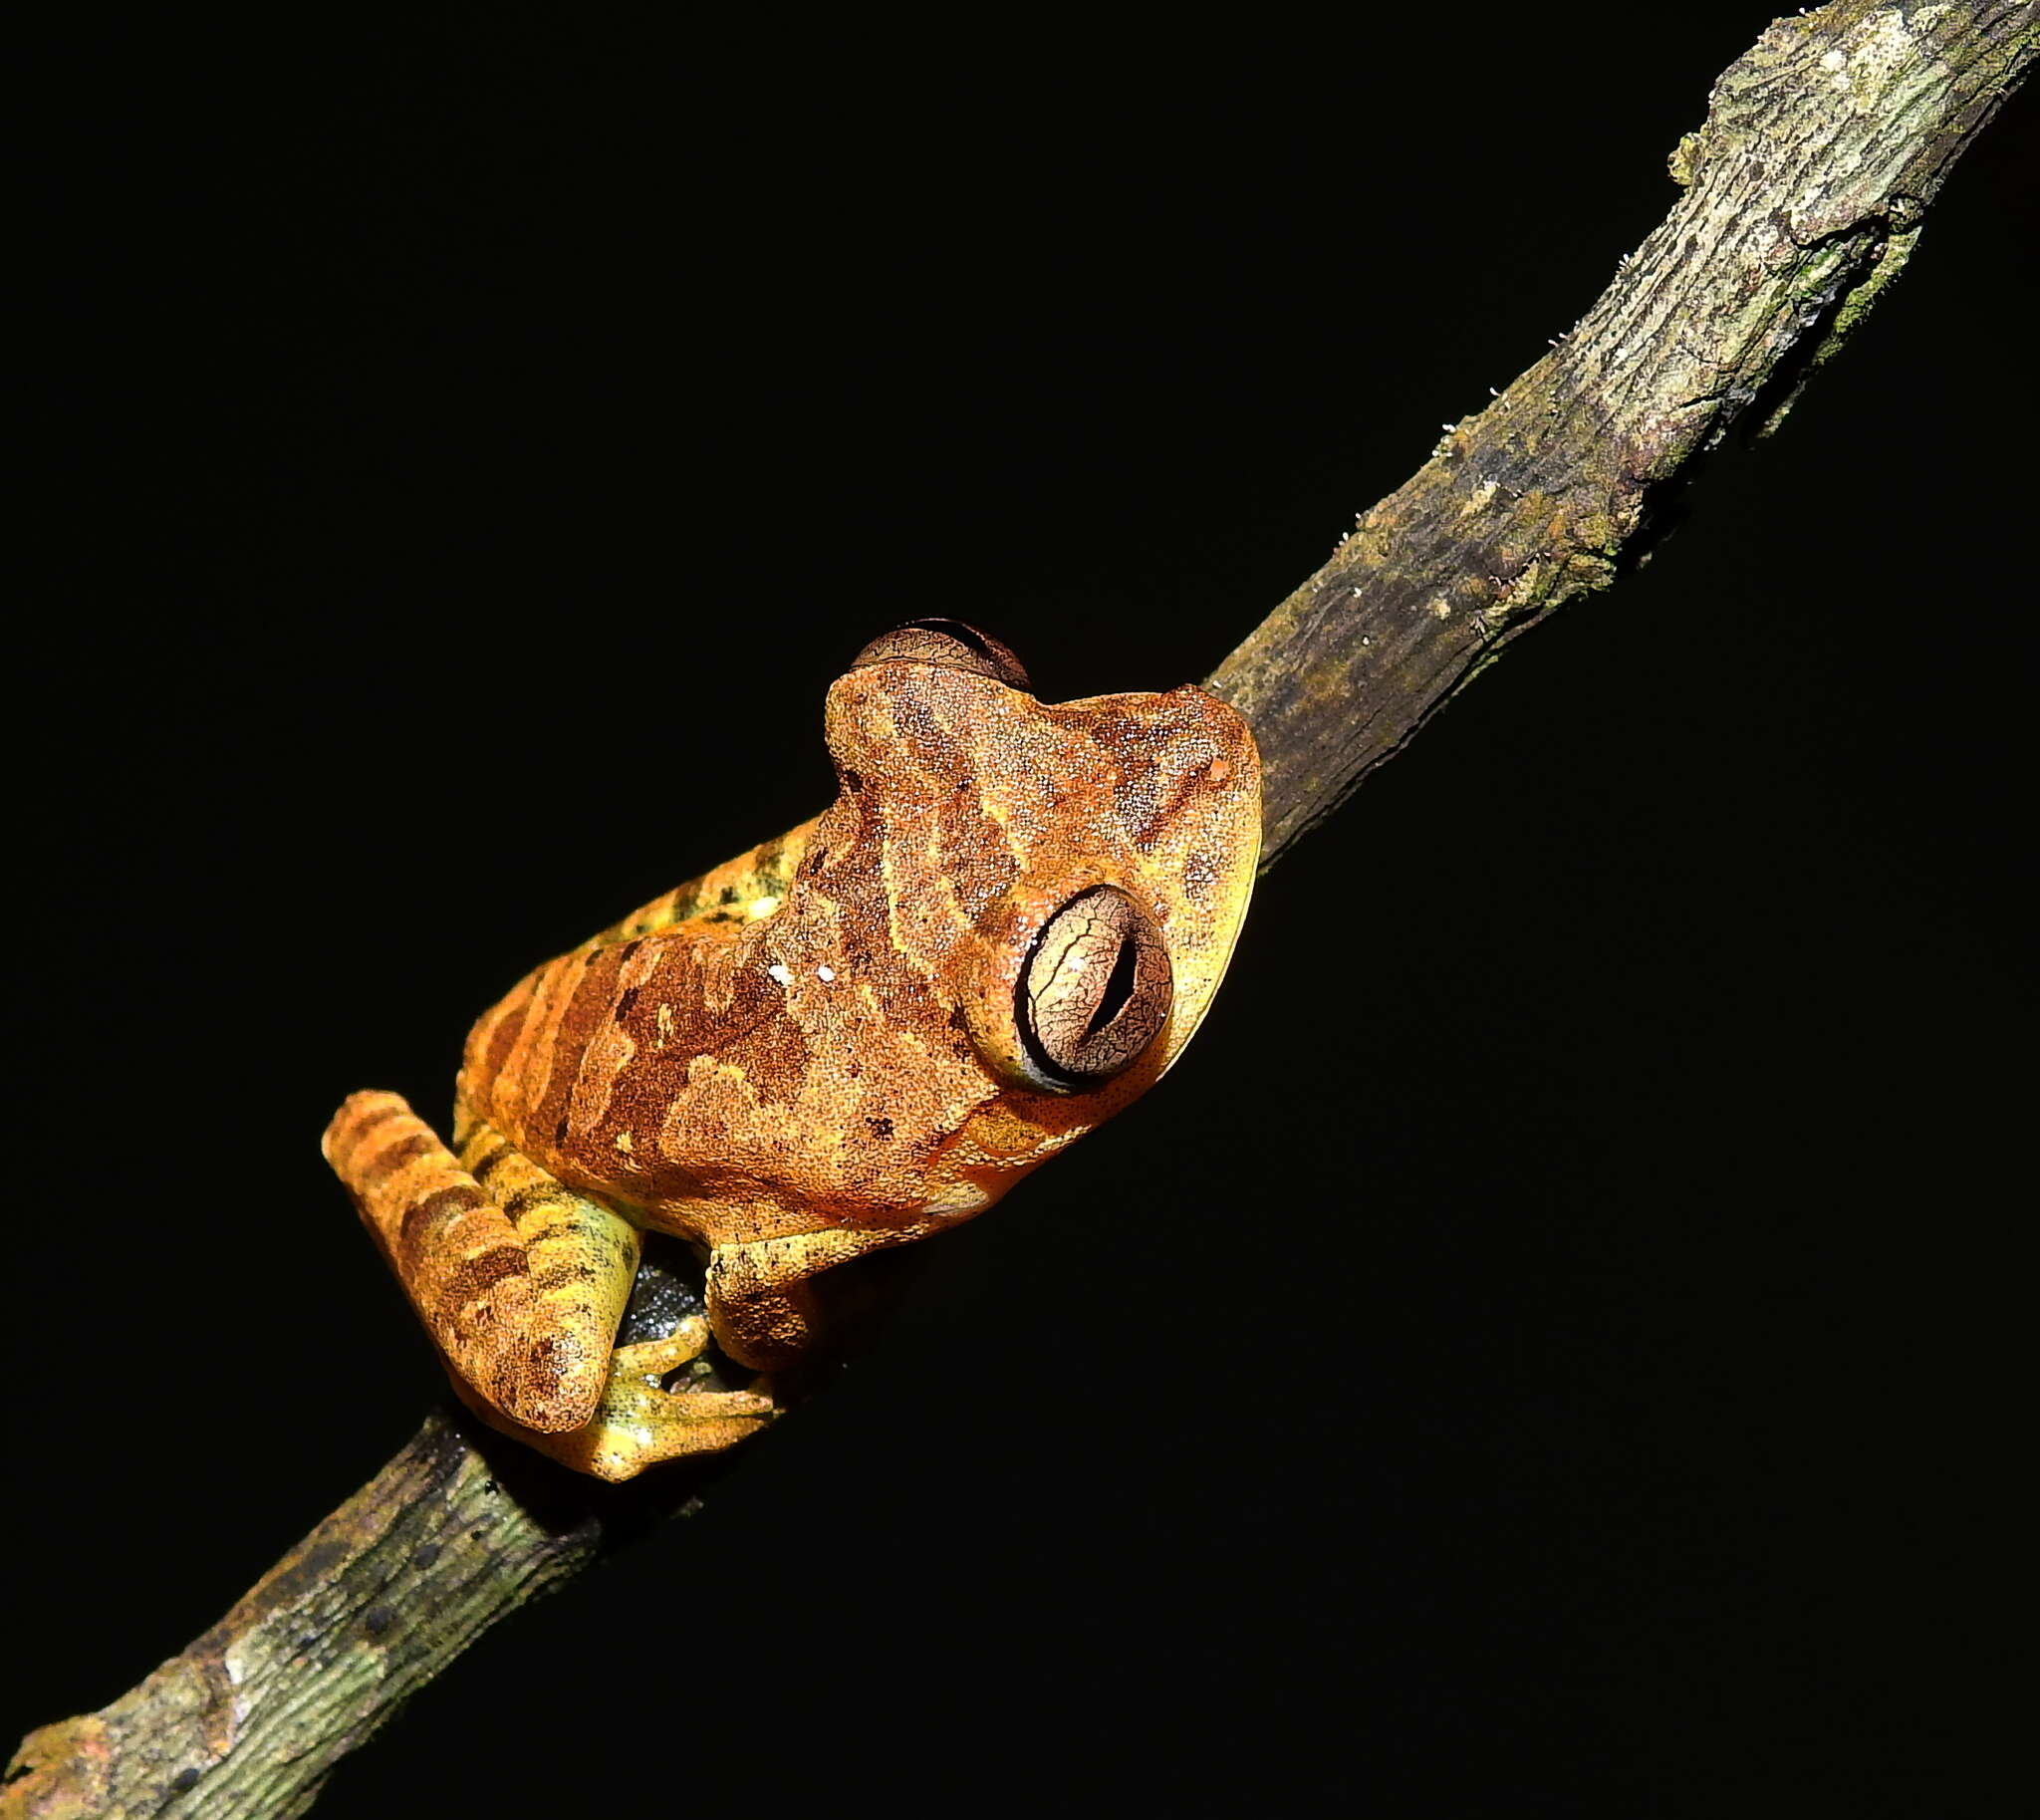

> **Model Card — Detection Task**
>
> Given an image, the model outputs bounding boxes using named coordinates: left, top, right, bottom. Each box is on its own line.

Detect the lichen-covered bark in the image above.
left=2, top=1416, right=616, bottom=1819
left=7, top=4, right=2032, bottom=1815
left=1209, top=0, right=2038, bottom=866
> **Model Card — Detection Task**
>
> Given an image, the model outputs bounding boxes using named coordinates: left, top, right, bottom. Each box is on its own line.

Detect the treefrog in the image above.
left=324, top=620, right=1261, bottom=1478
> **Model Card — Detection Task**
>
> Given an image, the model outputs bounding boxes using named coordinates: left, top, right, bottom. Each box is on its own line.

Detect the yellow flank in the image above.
left=595, top=820, right=818, bottom=944
left=325, top=621, right=1259, bottom=1478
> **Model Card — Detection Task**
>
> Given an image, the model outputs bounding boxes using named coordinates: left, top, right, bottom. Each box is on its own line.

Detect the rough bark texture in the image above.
left=1209, top=0, right=2037, bottom=865
left=3, top=1417, right=619, bottom=1820
left=7, top=4, right=2032, bottom=1815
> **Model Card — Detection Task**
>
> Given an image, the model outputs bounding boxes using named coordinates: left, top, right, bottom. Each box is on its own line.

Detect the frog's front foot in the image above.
left=456, top=1318, right=778, bottom=1482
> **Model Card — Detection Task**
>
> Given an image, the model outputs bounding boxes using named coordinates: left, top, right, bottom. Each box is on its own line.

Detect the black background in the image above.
left=12, top=9, right=2033, bottom=1815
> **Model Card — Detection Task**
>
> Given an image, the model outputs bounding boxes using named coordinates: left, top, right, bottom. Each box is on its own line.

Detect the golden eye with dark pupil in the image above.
left=849, top=618, right=1031, bottom=689
left=1016, top=886, right=1171, bottom=1089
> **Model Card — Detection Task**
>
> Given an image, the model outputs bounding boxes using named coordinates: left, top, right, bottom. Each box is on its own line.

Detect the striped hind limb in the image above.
left=323, top=1094, right=773, bottom=1471
left=324, top=1091, right=637, bottom=1431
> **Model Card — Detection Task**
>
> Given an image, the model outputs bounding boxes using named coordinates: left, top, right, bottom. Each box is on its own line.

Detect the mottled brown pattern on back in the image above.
left=453, top=663, right=1257, bottom=1257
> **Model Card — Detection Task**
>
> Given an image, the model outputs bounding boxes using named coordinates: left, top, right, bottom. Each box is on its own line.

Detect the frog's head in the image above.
left=817, top=619, right=1260, bottom=1151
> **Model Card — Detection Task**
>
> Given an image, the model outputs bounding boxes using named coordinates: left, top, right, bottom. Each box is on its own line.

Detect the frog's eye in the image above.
left=1015, top=886, right=1171, bottom=1090
left=850, top=618, right=1031, bottom=690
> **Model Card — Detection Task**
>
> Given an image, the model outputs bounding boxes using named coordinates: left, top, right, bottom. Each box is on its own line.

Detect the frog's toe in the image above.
left=570, top=1384, right=779, bottom=1481
left=610, top=1317, right=713, bottom=1380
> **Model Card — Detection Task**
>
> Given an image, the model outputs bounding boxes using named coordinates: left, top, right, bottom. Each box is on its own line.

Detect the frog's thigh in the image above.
left=323, top=1091, right=638, bottom=1433
left=452, top=1321, right=777, bottom=1482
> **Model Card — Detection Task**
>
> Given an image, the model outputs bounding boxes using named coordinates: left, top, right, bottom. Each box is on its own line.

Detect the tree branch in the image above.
left=1210, top=0, right=2035, bottom=865
left=9, top=4, right=2031, bottom=1815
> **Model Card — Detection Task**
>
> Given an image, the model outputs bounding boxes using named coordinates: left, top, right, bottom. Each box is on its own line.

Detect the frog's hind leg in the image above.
left=324, top=1091, right=637, bottom=1433
left=326, top=1092, right=776, bottom=1475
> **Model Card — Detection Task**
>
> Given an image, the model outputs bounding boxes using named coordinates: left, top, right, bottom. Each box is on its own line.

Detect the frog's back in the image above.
left=456, top=820, right=819, bottom=1186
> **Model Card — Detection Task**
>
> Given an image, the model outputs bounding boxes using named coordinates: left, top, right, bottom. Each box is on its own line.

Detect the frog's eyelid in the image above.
left=848, top=618, right=1031, bottom=690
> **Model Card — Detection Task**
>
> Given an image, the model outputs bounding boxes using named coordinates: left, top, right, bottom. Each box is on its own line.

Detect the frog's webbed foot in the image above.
left=453, top=1317, right=778, bottom=1482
